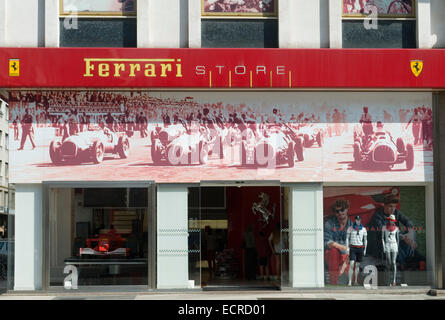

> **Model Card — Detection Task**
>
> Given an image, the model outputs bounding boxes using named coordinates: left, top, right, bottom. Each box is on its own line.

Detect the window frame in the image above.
left=201, top=0, right=278, bottom=18
left=342, top=0, right=416, bottom=19
left=59, top=0, right=137, bottom=17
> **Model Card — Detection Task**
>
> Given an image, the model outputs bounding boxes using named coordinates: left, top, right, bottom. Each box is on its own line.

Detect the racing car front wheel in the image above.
left=353, top=142, right=362, bottom=168
left=118, top=136, right=130, bottom=159
left=295, top=137, right=304, bottom=162
left=151, top=144, right=162, bottom=164
left=92, top=141, right=105, bottom=164
left=287, top=142, right=295, bottom=167
left=396, top=137, right=405, bottom=154
left=316, top=132, right=323, bottom=147
left=405, top=143, right=414, bottom=170
left=49, top=140, right=62, bottom=165
left=303, top=134, right=311, bottom=148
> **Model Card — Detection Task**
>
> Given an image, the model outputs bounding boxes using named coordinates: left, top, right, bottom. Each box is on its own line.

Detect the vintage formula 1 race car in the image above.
left=151, top=125, right=212, bottom=165
left=298, top=125, right=324, bottom=148
left=49, top=127, right=130, bottom=165
left=240, top=128, right=304, bottom=168
left=353, top=131, right=414, bottom=171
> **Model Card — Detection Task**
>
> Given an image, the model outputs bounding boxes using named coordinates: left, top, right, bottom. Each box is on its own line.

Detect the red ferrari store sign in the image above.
left=1, top=48, right=445, bottom=89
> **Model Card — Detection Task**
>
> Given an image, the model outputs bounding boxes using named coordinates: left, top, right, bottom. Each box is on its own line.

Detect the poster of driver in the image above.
left=9, top=91, right=433, bottom=183
left=343, top=0, right=414, bottom=16
left=323, top=186, right=428, bottom=286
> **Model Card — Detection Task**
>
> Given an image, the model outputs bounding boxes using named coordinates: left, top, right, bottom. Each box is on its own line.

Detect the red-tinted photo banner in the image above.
left=1, top=48, right=445, bottom=89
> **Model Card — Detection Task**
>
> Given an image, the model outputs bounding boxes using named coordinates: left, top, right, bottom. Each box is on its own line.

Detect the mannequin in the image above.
left=382, top=214, right=399, bottom=286
left=346, top=215, right=367, bottom=286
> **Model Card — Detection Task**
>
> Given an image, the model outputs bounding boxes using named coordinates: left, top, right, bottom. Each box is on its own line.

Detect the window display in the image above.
left=346, top=215, right=367, bottom=286
left=49, top=187, right=151, bottom=287
left=187, top=186, right=283, bottom=289
left=323, top=187, right=429, bottom=287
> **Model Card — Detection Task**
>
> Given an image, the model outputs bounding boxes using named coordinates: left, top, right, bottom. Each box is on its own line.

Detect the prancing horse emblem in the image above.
left=252, top=192, right=276, bottom=227
left=410, top=60, right=423, bottom=77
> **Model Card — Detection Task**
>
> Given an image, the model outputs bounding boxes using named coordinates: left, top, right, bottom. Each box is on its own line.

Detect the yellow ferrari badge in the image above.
left=9, top=59, right=20, bottom=77
left=410, top=60, right=423, bottom=77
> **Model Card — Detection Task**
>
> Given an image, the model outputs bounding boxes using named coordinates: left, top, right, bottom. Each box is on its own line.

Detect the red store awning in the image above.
left=1, top=48, right=444, bottom=89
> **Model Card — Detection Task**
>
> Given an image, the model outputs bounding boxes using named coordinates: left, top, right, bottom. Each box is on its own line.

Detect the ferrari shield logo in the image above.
left=410, top=60, right=423, bottom=77
left=9, top=59, right=20, bottom=77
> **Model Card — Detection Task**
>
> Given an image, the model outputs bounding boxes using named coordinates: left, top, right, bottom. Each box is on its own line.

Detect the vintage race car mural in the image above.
left=151, top=125, right=213, bottom=165
left=353, top=128, right=414, bottom=171
left=240, top=127, right=304, bottom=168
left=298, top=124, right=325, bottom=148
left=150, top=123, right=187, bottom=164
left=49, top=127, right=130, bottom=165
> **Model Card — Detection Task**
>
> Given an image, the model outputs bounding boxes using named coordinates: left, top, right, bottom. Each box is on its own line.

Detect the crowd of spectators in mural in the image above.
left=204, top=0, right=274, bottom=13
left=343, top=0, right=412, bottom=15
left=9, top=91, right=433, bottom=153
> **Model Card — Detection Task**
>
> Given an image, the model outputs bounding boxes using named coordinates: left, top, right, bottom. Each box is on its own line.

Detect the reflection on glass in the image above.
left=323, top=186, right=430, bottom=287
left=188, top=186, right=282, bottom=289
left=188, top=187, right=201, bottom=288
left=280, top=187, right=290, bottom=288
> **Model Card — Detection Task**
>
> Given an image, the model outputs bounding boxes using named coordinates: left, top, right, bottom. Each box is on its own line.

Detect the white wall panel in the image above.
left=288, top=184, right=324, bottom=287
left=5, top=0, right=44, bottom=47
left=329, top=0, right=342, bottom=48
left=14, top=184, right=43, bottom=290
left=157, top=184, right=189, bottom=289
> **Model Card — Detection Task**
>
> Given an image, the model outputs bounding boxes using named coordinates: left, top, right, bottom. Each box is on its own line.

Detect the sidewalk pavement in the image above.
left=0, top=288, right=444, bottom=300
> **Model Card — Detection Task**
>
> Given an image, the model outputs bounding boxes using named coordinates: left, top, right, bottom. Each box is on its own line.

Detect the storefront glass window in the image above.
left=188, top=186, right=283, bottom=289
left=342, top=0, right=416, bottom=48
left=60, top=18, right=137, bottom=48
left=59, top=0, right=137, bottom=47
left=201, top=19, right=278, bottom=48
left=323, top=186, right=430, bottom=287
left=48, top=187, right=151, bottom=287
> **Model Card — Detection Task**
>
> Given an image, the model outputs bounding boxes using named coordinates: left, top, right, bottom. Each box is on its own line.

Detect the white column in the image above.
left=188, top=0, right=201, bottom=48
left=147, top=0, right=184, bottom=48
left=328, top=0, right=343, bottom=48
left=280, top=0, right=326, bottom=48
left=157, top=184, right=189, bottom=289
left=14, top=184, right=43, bottom=291
left=0, top=1, right=6, bottom=46
left=417, top=0, right=432, bottom=48
left=288, top=184, right=324, bottom=288
left=45, top=0, right=60, bottom=47
left=5, top=0, right=43, bottom=47
left=137, top=0, right=150, bottom=48
left=278, top=0, right=296, bottom=48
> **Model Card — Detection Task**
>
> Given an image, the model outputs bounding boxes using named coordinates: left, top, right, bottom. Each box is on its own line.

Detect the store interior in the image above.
left=49, top=187, right=151, bottom=287
left=188, top=186, right=289, bottom=290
